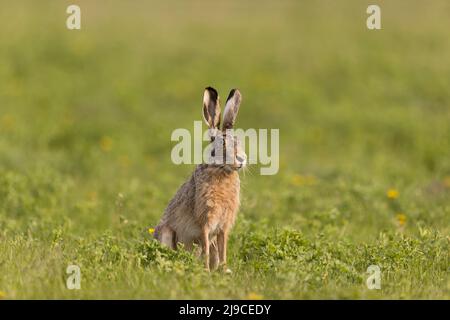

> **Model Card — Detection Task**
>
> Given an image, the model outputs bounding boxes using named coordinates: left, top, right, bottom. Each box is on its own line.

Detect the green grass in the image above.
left=0, top=0, right=449, bottom=299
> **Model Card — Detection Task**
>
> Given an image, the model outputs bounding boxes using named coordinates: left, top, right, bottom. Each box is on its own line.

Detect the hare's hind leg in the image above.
left=200, top=227, right=211, bottom=271
left=209, top=237, right=219, bottom=271
left=158, top=225, right=176, bottom=249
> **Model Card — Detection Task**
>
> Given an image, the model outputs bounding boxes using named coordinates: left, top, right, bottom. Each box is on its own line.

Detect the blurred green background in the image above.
left=0, top=1, right=449, bottom=299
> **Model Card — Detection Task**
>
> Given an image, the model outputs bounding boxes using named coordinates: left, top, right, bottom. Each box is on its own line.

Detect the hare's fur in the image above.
left=154, top=87, right=246, bottom=271
left=154, top=165, right=239, bottom=270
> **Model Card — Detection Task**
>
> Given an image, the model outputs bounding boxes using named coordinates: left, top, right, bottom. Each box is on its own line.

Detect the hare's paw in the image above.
left=219, top=264, right=232, bottom=274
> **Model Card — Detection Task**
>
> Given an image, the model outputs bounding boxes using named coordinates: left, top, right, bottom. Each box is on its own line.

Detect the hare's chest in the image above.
left=207, top=190, right=239, bottom=229
left=195, top=176, right=240, bottom=231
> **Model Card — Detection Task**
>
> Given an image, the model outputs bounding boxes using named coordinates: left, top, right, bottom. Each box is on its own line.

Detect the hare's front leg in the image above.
left=217, top=229, right=229, bottom=272
left=200, top=227, right=210, bottom=271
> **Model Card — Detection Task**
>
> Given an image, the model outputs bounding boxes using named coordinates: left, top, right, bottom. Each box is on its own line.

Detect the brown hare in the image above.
left=154, top=87, right=247, bottom=271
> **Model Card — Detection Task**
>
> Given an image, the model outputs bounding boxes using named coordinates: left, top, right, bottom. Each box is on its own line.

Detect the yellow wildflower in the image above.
left=246, top=292, right=264, bottom=300
left=87, top=191, right=97, bottom=202
left=387, top=189, right=399, bottom=199
left=443, top=176, right=450, bottom=188
left=118, top=155, right=130, bottom=168
left=291, top=174, right=317, bottom=186
left=0, top=114, right=15, bottom=131
left=396, top=213, right=407, bottom=226
left=100, top=136, right=113, bottom=152
left=148, top=228, right=155, bottom=235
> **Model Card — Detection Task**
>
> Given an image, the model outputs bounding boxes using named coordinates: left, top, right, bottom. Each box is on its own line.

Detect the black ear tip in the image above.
left=226, top=88, right=241, bottom=102
left=205, top=86, right=218, bottom=100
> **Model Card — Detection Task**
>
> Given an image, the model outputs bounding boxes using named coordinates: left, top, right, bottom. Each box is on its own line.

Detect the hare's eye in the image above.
left=236, top=155, right=244, bottom=162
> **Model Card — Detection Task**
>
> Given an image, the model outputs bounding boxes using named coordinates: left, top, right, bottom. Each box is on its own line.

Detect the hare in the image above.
left=153, top=87, right=247, bottom=271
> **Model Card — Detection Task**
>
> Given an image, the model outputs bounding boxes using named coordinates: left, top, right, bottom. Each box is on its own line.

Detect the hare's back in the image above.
left=163, top=174, right=201, bottom=240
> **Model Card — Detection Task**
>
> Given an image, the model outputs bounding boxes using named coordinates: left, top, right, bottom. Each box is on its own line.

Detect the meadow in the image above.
left=0, top=0, right=449, bottom=299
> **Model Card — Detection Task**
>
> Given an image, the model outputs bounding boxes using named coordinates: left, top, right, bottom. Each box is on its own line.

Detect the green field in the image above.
left=0, top=1, right=449, bottom=299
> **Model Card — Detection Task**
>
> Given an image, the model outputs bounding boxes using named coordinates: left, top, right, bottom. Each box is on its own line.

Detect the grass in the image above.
left=0, top=0, right=449, bottom=299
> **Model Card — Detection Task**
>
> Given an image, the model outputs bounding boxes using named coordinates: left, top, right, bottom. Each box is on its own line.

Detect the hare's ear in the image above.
left=222, top=89, right=242, bottom=130
left=203, top=87, right=221, bottom=129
